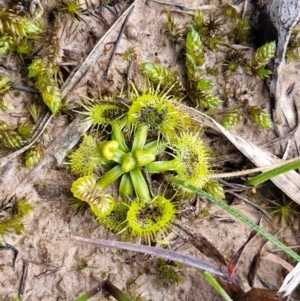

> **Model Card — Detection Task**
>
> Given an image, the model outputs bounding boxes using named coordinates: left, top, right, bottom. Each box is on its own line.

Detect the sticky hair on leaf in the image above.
left=124, top=196, right=176, bottom=244
left=81, top=96, right=125, bottom=128
left=127, top=83, right=190, bottom=137
left=203, top=180, right=225, bottom=200
left=98, top=202, right=129, bottom=233
left=174, top=132, right=210, bottom=189
left=68, top=134, right=105, bottom=176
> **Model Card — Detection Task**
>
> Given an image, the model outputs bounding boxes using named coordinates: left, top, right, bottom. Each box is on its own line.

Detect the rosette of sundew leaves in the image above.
left=68, top=82, right=224, bottom=243
left=69, top=125, right=176, bottom=243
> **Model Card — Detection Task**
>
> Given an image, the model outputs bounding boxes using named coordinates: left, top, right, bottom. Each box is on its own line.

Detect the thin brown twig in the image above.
left=103, top=4, right=135, bottom=76
left=19, top=259, right=29, bottom=298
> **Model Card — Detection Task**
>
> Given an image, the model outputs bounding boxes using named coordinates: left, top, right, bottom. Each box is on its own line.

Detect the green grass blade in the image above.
left=167, top=176, right=300, bottom=262
left=244, top=158, right=300, bottom=186
left=199, top=270, right=233, bottom=301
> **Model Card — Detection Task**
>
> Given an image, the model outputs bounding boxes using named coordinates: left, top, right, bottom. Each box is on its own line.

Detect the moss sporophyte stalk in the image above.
left=69, top=82, right=224, bottom=243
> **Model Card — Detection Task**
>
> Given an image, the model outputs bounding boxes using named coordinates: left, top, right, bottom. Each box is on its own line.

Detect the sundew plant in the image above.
left=68, top=81, right=223, bottom=244
left=68, top=6, right=277, bottom=244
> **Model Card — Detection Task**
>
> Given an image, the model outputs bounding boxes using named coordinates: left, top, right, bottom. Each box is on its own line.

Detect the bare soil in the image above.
left=1, top=0, right=300, bottom=300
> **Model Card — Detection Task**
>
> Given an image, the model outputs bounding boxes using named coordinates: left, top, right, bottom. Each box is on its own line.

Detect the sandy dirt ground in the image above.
left=1, top=0, right=300, bottom=300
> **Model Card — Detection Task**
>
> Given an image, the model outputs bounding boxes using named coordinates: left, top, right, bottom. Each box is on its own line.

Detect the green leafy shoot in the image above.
left=199, top=270, right=233, bottom=301
left=267, top=194, right=300, bottom=229
left=165, top=12, right=185, bottom=44
left=0, top=99, right=14, bottom=111
left=59, top=0, right=82, bottom=20
left=156, top=258, right=181, bottom=286
left=0, top=196, right=33, bottom=237
left=244, top=157, right=300, bottom=187
left=0, top=76, right=11, bottom=94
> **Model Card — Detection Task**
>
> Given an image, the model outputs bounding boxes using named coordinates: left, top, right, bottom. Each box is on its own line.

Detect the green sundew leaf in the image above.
left=167, top=176, right=300, bottom=263
left=244, top=158, right=300, bottom=187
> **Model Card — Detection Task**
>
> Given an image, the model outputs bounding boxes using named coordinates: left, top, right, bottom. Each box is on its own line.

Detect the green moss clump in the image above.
left=156, top=258, right=182, bottom=286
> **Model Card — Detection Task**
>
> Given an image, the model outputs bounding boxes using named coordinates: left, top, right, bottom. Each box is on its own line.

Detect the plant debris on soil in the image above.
left=1, top=0, right=300, bottom=300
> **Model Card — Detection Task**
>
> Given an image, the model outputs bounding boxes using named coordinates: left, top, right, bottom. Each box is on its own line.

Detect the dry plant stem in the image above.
left=71, top=236, right=228, bottom=278
left=210, top=156, right=300, bottom=180
left=0, top=243, right=18, bottom=269
left=262, top=252, right=294, bottom=272
left=19, top=259, right=28, bottom=298
left=74, top=280, right=105, bottom=301
left=149, top=0, right=216, bottom=11
left=226, top=190, right=271, bottom=219
left=103, top=5, right=135, bottom=76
